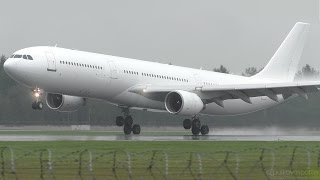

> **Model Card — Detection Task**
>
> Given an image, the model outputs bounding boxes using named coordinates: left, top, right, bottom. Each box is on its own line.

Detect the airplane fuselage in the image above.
left=4, top=46, right=282, bottom=116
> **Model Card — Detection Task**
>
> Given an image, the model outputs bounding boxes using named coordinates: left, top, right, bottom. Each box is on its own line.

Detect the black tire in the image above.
left=191, top=127, right=200, bottom=135
left=183, top=119, right=192, bottom=129
left=200, top=125, right=209, bottom=135
left=123, top=125, right=132, bottom=135
left=192, top=119, right=201, bottom=129
left=132, top=124, right=141, bottom=135
left=124, top=116, right=133, bottom=126
left=37, top=101, right=43, bottom=110
left=32, top=102, right=37, bottom=110
left=116, top=116, right=125, bottom=126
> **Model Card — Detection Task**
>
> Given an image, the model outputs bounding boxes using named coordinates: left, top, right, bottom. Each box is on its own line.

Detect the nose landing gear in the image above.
left=115, top=107, right=141, bottom=135
left=32, top=101, right=43, bottom=110
left=32, top=88, right=43, bottom=110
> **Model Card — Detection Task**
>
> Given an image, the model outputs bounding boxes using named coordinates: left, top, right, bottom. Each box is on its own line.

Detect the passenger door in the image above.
left=193, top=73, right=202, bottom=88
left=46, top=52, right=57, bottom=72
left=108, top=61, right=118, bottom=79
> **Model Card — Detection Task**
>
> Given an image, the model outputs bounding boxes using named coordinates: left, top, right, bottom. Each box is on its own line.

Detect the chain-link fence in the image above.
left=0, top=145, right=319, bottom=179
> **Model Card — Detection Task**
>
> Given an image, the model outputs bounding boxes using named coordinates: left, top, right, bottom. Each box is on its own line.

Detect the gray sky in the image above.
left=0, top=0, right=319, bottom=74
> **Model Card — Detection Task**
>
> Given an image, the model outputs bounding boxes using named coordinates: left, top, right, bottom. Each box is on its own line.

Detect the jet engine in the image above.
left=165, top=90, right=204, bottom=116
left=46, top=93, right=86, bottom=112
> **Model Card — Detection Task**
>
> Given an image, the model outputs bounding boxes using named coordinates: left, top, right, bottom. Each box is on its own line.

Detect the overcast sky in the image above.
left=0, top=0, right=319, bottom=74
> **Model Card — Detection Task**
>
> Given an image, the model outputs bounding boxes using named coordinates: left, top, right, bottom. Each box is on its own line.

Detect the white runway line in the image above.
left=0, top=135, right=320, bottom=141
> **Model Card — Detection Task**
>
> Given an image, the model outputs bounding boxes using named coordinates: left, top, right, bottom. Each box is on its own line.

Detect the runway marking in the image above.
left=0, top=135, right=320, bottom=141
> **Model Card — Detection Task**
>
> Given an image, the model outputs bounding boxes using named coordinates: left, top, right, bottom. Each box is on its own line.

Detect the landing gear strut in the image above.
left=183, top=116, right=209, bottom=135
left=32, top=88, right=43, bottom=110
left=115, top=108, right=141, bottom=135
left=32, top=101, right=43, bottom=110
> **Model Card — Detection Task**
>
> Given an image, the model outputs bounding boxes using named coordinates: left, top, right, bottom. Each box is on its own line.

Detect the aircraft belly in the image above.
left=113, top=91, right=165, bottom=110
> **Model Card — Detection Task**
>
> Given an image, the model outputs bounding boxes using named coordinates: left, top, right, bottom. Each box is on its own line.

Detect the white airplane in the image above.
left=3, top=22, right=318, bottom=135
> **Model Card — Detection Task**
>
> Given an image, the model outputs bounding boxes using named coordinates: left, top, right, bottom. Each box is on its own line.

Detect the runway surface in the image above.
left=1, top=134, right=320, bottom=141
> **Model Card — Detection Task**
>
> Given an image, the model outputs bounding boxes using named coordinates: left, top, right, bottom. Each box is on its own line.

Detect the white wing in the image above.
left=129, top=82, right=320, bottom=107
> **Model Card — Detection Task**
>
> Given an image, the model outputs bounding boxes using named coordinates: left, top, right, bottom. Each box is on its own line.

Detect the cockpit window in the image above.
left=11, top=54, right=33, bottom=60
left=27, top=55, right=33, bottom=60
left=10, top=55, right=14, bottom=58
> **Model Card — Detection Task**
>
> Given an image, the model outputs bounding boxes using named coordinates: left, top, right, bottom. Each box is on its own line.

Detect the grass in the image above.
left=0, top=141, right=319, bottom=179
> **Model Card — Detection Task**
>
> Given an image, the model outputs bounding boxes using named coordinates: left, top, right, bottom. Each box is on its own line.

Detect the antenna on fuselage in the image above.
left=54, top=44, right=58, bottom=47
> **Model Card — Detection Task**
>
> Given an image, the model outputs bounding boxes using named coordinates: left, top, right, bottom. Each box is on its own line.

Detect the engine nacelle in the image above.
left=165, top=90, right=204, bottom=116
left=46, top=93, right=86, bottom=112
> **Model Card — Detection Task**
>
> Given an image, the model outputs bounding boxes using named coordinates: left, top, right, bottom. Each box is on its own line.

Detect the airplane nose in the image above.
left=3, top=59, right=15, bottom=76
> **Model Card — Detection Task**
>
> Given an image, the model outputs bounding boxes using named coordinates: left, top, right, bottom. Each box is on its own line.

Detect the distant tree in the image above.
left=213, top=65, right=229, bottom=74
left=0, top=54, right=16, bottom=93
left=295, top=64, right=319, bottom=80
left=241, top=67, right=263, bottom=77
left=0, top=55, right=7, bottom=65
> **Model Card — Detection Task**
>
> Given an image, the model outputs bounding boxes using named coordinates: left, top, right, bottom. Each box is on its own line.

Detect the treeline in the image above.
left=213, top=64, right=320, bottom=79
left=0, top=55, right=320, bottom=128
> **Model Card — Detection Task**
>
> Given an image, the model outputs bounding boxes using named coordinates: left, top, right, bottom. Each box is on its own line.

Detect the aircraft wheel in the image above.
left=123, top=125, right=132, bottom=135
left=191, top=126, right=200, bottom=135
left=116, top=116, right=125, bottom=126
left=124, top=116, right=133, bottom=126
left=32, top=102, right=37, bottom=110
left=192, top=119, right=201, bottom=129
left=183, top=119, right=192, bottom=129
left=200, top=125, right=209, bottom=135
left=37, top=101, right=43, bottom=110
left=132, top=124, right=141, bottom=135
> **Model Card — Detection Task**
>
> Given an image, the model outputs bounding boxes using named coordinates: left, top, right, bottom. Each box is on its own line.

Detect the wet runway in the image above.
left=1, top=134, right=320, bottom=141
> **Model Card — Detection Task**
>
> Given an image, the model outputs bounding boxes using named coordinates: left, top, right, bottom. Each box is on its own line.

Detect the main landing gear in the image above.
left=115, top=108, right=141, bottom=135
left=183, top=117, right=209, bottom=135
left=31, top=88, right=43, bottom=110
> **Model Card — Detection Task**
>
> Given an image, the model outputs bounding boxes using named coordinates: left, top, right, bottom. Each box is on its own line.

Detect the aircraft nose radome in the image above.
left=3, top=60, right=15, bottom=76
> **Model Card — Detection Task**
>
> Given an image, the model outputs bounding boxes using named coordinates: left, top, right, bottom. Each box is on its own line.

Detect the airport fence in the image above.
left=0, top=145, right=319, bottom=179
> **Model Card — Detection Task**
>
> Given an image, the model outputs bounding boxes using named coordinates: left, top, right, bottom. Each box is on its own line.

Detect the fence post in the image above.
left=0, top=146, right=17, bottom=180
left=39, top=149, right=55, bottom=180
left=78, top=149, right=95, bottom=180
